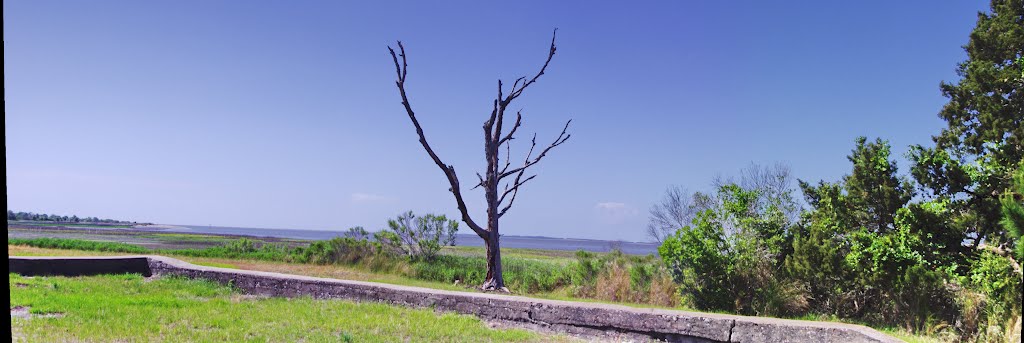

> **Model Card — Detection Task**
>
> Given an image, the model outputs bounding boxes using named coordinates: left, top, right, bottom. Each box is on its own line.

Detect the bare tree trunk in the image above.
left=482, top=135, right=506, bottom=289
left=483, top=228, right=505, bottom=289
left=387, top=30, right=568, bottom=292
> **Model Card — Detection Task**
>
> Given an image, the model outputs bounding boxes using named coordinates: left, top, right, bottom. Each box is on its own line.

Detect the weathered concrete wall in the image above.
left=9, top=256, right=902, bottom=343
left=9, top=256, right=152, bottom=277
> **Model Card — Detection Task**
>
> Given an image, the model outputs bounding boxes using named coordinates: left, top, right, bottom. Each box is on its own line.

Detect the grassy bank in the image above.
left=10, top=273, right=562, bottom=342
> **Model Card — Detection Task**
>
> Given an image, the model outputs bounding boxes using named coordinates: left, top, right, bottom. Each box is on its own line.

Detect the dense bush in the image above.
left=379, top=211, right=458, bottom=261
left=660, top=181, right=804, bottom=316
left=659, top=134, right=1023, bottom=340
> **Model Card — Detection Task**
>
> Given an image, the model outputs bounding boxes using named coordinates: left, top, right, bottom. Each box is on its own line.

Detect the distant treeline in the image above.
left=7, top=210, right=144, bottom=225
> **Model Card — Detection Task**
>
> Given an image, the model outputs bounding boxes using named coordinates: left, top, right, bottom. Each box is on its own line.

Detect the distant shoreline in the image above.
left=159, top=223, right=657, bottom=245
left=8, top=222, right=660, bottom=255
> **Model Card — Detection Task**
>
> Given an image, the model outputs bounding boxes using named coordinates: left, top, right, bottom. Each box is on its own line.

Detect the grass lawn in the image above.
left=9, top=273, right=569, bottom=342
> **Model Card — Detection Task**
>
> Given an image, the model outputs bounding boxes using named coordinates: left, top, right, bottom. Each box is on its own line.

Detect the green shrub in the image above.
left=381, top=211, right=458, bottom=261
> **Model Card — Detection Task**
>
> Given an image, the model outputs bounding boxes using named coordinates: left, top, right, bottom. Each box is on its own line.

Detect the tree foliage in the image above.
left=7, top=210, right=138, bottom=224
left=910, top=0, right=1023, bottom=251
left=378, top=211, right=459, bottom=261
left=660, top=175, right=804, bottom=316
left=1000, top=163, right=1024, bottom=261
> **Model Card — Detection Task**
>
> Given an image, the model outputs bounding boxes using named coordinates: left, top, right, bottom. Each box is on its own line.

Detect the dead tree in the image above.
left=388, top=30, right=570, bottom=291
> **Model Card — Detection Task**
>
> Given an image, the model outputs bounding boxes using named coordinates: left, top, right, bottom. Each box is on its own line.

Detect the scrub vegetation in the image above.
left=650, top=1, right=1023, bottom=341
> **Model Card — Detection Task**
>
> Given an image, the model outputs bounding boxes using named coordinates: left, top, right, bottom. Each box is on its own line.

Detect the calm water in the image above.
left=163, top=225, right=659, bottom=255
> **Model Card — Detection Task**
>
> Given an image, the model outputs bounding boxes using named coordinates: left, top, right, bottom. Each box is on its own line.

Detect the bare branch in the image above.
left=505, top=29, right=558, bottom=102
left=485, top=80, right=503, bottom=143
left=500, top=119, right=571, bottom=180
left=472, top=172, right=485, bottom=190
left=388, top=42, right=488, bottom=240
left=499, top=139, right=513, bottom=176
left=498, top=111, right=523, bottom=146
left=499, top=174, right=537, bottom=217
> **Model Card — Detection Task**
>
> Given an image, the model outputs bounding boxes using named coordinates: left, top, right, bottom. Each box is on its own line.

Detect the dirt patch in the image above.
left=10, top=306, right=64, bottom=319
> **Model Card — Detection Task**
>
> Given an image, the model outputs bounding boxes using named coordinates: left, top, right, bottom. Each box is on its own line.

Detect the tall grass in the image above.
left=169, top=238, right=293, bottom=261
left=7, top=238, right=149, bottom=254
left=567, top=250, right=678, bottom=307
left=411, top=255, right=569, bottom=293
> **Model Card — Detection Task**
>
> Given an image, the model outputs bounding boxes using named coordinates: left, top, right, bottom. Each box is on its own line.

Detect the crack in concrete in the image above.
left=727, top=319, right=736, bottom=342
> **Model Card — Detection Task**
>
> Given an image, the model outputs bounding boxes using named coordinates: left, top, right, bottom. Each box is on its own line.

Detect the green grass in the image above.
left=9, top=273, right=555, bottom=342
left=8, top=237, right=149, bottom=254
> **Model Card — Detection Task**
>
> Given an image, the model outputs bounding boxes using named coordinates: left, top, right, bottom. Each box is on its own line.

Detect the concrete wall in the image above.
left=9, top=256, right=151, bottom=277
left=9, top=256, right=902, bottom=343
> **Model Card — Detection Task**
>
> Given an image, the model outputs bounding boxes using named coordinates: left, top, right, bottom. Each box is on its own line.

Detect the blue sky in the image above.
left=5, top=1, right=988, bottom=241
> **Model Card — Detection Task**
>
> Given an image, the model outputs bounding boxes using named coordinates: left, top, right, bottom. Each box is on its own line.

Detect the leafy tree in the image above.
left=1000, top=163, right=1024, bottom=263
left=895, top=201, right=968, bottom=270
left=345, top=226, right=370, bottom=240
left=660, top=181, right=802, bottom=316
left=789, top=137, right=958, bottom=328
left=650, top=163, right=797, bottom=243
left=380, top=211, right=459, bottom=261
left=784, top=183, right=850, bottom=315
left=910, top=0, right=1023, bottom=250
left=659, top=209, right=733, bottom=310
left=846, top=137, right=914, bottom=233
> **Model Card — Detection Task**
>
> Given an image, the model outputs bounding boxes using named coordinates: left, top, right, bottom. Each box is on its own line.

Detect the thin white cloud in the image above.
left=350, top=193, right=393, bottom=203
left=595, top=202, right=628, bottom=210
left=594, top=202, right=639, bottom=225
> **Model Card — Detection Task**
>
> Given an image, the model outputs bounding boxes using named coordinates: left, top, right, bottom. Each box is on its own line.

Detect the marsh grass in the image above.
left=8, top=237, right=149, bottom=254
left=9, top=273, right=558, bottom=342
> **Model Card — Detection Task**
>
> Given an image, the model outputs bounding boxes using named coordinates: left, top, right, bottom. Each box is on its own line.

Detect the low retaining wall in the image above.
left=9, top=256, right=901, bottom=343
left=9, top=256, right=152, bottom=277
